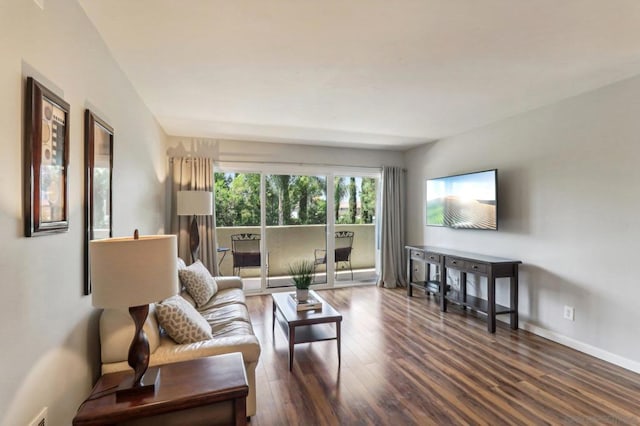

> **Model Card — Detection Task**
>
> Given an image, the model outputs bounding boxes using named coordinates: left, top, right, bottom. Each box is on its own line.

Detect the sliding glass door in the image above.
left=333, top=175, right=378, bottom=284
left=265, top=174, right=327, bottom=287
left=214, top=171, right=262, bottom=291
left=214, top=165, right=379, bottom=291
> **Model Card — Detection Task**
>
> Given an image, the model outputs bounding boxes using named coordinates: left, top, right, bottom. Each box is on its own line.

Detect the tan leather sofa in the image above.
left=99, top=276, right=261, bottom=418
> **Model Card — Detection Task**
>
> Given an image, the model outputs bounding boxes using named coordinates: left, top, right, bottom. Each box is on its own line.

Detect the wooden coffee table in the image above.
left=73, top=353, right=248, bottom=425
left=272, top=290, right=342, bottom=371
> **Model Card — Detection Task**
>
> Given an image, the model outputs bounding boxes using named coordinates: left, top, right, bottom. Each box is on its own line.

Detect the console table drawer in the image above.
left=445, top=258, right=488, bottom=274
left=410, top=250, right=440, bottom=263
left=466, top=261, right=487, bottom=274
left=445, top=257, right=464, bottom=269
left=410, top=250, right=425, bottom=260
left=424, top=252, right=441, bottom=262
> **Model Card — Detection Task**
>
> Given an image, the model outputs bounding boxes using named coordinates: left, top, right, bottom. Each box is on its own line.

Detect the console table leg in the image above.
left=407, top=257, right=413, bottom=297
left=487, top=271, right=496, bottom=333
left=510, top=267, right=519, bottom=330
left=461, top=271, right=467, bottom=310
left=440, top=264, right=448, bottom=312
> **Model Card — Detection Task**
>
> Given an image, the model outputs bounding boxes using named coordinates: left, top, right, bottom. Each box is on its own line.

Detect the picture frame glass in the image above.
left=40, top=97, right=67, bottom=224
left=91, top=122, right=112, bottom=240
left=85, top=110, right=113, bottom=295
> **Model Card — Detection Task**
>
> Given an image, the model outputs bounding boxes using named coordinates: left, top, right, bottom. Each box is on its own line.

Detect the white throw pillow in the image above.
left=155, top=295, right=213, bottom=344
left=176, top=257, right=187, bottom=271
left=178, top=260, right=218, bottom=307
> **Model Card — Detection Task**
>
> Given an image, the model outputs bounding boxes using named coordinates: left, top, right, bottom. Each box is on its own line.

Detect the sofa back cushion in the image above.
left=100, top=305, right=161, bottom=364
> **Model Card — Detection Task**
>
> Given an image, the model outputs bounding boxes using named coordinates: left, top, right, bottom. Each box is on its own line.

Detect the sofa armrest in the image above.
left=214, top=276, right=243, bottom=291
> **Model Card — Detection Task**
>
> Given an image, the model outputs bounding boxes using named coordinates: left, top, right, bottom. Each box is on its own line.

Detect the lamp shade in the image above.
left=90, top=234, right=179, bottom=309
left=177, top=191, right=213, bottom=216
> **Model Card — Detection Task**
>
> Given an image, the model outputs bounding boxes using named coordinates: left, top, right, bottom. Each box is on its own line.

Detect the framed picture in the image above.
left=84, top=109, right=114, bottom=295
left=24, top=77, right=70, bottom=236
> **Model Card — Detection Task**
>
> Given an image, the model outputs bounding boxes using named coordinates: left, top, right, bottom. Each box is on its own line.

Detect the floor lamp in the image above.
left=90, top=231, right=178, bottom=399
left=177, top=190, right=213, bottom=262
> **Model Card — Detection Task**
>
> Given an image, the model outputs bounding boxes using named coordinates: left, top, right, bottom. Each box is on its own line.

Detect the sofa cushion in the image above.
left=212, top=320, right=255, bottom=339
left=179, top=260, right=218, bottom=307
left=153, top=334, right=261, bottom=364
left=201, top=303, right=251, bottom=326
left=197, top=288, right=246, bottom=313
left=155, top=295, right=213, bottom=344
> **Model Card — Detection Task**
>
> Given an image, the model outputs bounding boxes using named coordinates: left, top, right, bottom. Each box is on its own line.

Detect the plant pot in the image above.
left=296, top=288, right=309, bottom=303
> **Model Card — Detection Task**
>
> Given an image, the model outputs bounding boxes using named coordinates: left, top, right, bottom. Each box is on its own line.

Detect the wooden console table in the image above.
left=406, top=245, right=522, bottom=333
left=73, top=353, right=248, bottom=426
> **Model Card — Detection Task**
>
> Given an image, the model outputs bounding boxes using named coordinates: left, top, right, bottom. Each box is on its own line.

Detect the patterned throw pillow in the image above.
left=155, top=295, right=213, bottom=344
left=178, top=260, right=218, bottom=307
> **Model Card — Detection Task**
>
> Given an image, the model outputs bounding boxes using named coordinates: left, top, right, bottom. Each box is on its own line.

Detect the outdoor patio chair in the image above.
left=313, top=230, right=354, bottom=281
left=231, top=233, right=267, bottom=278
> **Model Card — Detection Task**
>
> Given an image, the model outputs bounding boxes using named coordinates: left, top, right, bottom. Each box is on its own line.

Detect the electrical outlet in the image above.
left=563, top=305, right=575, bottom=321
left=28, top=407, right=47, bottom=426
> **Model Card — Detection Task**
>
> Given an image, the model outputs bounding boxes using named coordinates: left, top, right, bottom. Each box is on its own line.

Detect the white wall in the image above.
left=405, top=74, right=640, bottom=372
left=0, top=1, right=168, bottom=424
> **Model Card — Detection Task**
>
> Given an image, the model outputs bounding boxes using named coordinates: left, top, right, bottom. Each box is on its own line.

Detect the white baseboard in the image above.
left=521, top=321, right=640, bottom=374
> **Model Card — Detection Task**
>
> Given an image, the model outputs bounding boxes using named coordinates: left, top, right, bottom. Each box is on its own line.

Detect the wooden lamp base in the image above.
left=115, top=367, right=160, bottom=401
left=116, top=304, right=158, bottom=401
left=189, top=214, right=200, bottom=263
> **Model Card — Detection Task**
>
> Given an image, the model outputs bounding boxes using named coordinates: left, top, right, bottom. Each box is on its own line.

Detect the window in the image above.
left=214, top=165, right=379, bottom=291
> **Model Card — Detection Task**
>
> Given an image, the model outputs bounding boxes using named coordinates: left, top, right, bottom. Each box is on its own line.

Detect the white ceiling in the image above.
left=78, top=0, right=640, bottom=150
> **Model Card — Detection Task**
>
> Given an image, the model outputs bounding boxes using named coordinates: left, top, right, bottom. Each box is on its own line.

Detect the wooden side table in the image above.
left=73, top=353, right=248, bottom=426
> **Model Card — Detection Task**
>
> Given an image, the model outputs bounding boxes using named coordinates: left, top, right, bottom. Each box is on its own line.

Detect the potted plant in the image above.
left=288, top=259, right=314, bottom=302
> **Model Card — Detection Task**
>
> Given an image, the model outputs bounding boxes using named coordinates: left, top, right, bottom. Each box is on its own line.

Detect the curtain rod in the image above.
left=169, top=156, right=386, bottom=171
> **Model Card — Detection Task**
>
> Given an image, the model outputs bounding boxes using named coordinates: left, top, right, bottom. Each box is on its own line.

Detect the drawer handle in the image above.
left=429, top=256, right=435, bottom=260
left=452, top=261, right=458, bottom=265
left=472, top=265, right=478, bottom=269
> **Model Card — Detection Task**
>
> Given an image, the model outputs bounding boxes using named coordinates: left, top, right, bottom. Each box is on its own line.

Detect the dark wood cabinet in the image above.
left=406, top=245, right=522, bottom=333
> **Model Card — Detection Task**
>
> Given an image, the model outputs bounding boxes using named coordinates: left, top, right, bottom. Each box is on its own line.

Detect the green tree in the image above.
left=348, top=177, right=357, bottom=223
left=266, top=174, right=293, bottom=226
left=360, top=178, right=376, bottom=224
left=295, top=176, right=309, bottom=223
left=214, top=172, right=261, bottom=226
left=334, top=177, right=346, bottom=221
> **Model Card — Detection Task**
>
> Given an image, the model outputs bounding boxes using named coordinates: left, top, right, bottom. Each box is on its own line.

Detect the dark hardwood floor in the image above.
left=245, top=286, right=640, bottom=425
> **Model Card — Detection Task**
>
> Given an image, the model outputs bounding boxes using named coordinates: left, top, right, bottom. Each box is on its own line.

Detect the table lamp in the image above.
left=90, top=230, right=178, bottom=399
left=177, top=190, right=213, bottom=262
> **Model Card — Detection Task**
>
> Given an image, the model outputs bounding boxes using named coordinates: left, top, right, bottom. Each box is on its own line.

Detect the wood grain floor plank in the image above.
left=245, top=286, right=640, bottom=425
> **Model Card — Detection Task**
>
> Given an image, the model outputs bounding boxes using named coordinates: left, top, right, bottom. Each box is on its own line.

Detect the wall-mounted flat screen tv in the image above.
left=426, top=169, right=497, bottom=230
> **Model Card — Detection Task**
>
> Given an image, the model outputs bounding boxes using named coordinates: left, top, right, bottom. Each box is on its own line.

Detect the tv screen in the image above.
left=426, top=169, right=497, bottom=230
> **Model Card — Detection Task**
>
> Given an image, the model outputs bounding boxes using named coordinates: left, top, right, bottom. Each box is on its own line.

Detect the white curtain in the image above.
left=377, top=166, right=406, bottom=288
left=168, top=157, right=218, bottom=275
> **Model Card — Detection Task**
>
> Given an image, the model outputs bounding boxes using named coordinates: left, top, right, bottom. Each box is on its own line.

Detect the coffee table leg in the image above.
left=337, top=321, right=341, bottom=368
left=272, top=300, right=275, bottom=333
left=288, top=326, right=295, bottom=371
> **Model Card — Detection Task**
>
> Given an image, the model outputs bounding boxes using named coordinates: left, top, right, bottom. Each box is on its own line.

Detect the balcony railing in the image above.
left=216, top=224, right=376, bottom=279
